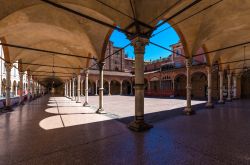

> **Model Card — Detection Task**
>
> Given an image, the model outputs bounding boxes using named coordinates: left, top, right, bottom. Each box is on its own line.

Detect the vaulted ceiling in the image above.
left=0, top=0, right=249, bottom=84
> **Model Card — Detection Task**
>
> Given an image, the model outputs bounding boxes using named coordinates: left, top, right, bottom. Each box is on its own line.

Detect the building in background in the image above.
left=86, top=41, right=209, bottom=99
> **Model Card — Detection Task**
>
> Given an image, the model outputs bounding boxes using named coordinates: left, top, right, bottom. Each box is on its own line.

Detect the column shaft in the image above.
left=5, top=63, right=12, bottom=109
left=206, top=67, right=214, bottom=108
left=95, top=80, right=98, bottom=95
left=218, top=71, right=224, bottom=103
left=96, top=62, right=105, bottom=113
left=108, top=81, right=111, bottom=95
left=72, top=78, right=75, bottom=100
left=77, top=75, right=81, bottom=103
left=69, top=79, right=72, bottom=98
left=64, top=82, right=67, bottom=97
left=184, top=58, right=194, bottom=115
left=227, top=73, right=232, bottom=101
left=233, top=75, right=237, bottom=99
left=19, top=72, right=24, bottom=105
left=27, top=75, right=31, bottom=101
left=83, top=71, right=89, bottom=106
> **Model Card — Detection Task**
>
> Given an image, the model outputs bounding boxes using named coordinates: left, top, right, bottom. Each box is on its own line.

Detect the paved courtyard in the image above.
left=88, top=95, right=205, bottom=119
left=40, top=96, right=206, bottom=130
left=1, top=95, right=250, bottom=164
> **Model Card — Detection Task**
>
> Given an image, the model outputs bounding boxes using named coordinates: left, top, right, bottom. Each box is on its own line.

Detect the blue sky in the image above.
left=109, top=23, right=180, bottom=61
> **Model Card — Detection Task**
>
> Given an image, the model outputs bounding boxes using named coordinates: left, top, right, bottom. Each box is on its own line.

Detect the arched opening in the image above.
left=149, top=77, right=160, bottom=91
left=103, top=80, right=109, bottom=95
left=88, top=80, right=96, bottom=95
left=175, top=74, right=186, bottom=97
left=25, top=83, right=28, bottom=95
left=191, top=72, right=207, bottom=99
left=17, top=81, right=21, bottom=96
left=122, top=80, right=131, bottom=95
left=241, top=70, right=250, bottom=98
left=110, top=80, right=120, bottom=95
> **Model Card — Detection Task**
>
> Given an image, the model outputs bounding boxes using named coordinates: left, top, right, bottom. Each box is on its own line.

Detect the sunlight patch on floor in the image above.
left=40, top=97, right=111, bottom=130
left=45, top=107, right=95, bottom=114
left=39, top=114, right=112, bottom=130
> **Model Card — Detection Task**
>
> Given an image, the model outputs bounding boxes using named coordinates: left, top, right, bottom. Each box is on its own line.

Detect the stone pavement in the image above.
left=0, top=95, right=250, bottom=165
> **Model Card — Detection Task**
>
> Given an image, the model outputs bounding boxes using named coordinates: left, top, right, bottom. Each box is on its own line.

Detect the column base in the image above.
left=128, top=120, right=153, bottom=132
left=95, top=94, right=98, bottom=96
left=183, top=107, right=195, bottom=115
left=226, top=98, right=232, bottom=102
left=218, top=100, right=225, bottom=104
left=83, top=102, right=90, bottom=107
left=205, top=102, right=214, bottom=108
left=76, top=100, right=81, bottom=103
left=96, top=108, right=106, bottom=114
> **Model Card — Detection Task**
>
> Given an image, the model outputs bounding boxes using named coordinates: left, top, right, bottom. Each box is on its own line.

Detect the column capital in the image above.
left=98, top=61, right=105, bottom=70
left=185, top=58, right=192, bottom=68
left=206, top=66, right=212, bottom=73
left=85, top=70, right=89, bottom=75
left=131, top=37, right=149, bottom=54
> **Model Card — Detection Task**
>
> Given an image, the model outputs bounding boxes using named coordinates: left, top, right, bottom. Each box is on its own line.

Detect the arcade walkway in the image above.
left=1, top=96, right=250, bottom=164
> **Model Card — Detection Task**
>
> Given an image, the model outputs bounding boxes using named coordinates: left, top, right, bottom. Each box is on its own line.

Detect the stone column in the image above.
left=218, top=71, right=224, bottom=103
left=38, top=83, right=40, bottom=96
left=71, top=78, right=75, bottom=101
left=19, top=72, right=24, bottom=105
left=227, top=72, right=232, bottom=101
left=27, top=74, right=31, bottom=101
left=67, top=81, right=69, bottom=97
left=205, top=66, right=214, bottom=108
left=81, top=80, right=84, bottom=96
left=33, top=81, right=36, bottom=98
left=76, top=74, right=81, bottom=103
left=96, top=62, right=106, bottom=113
left=233, top=74, right=237, bottom=99
left=83, top=70, right=90, bottom=106
left=95, top=80, right=98, bottom=95
left=120, top=81, right=123, bottom=95
left=108, top=81, right=111, bottom=96
left=128, top=37, right=152, bottom=131
left=64, top=82, right=67, bottom=97
left=183, top=58, right=194, bottom=115
left=69, top=79, right=72, bottom=99
left=31, top=79, right=34, bottom=99
left=5, top=63, right=12, bottom=110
